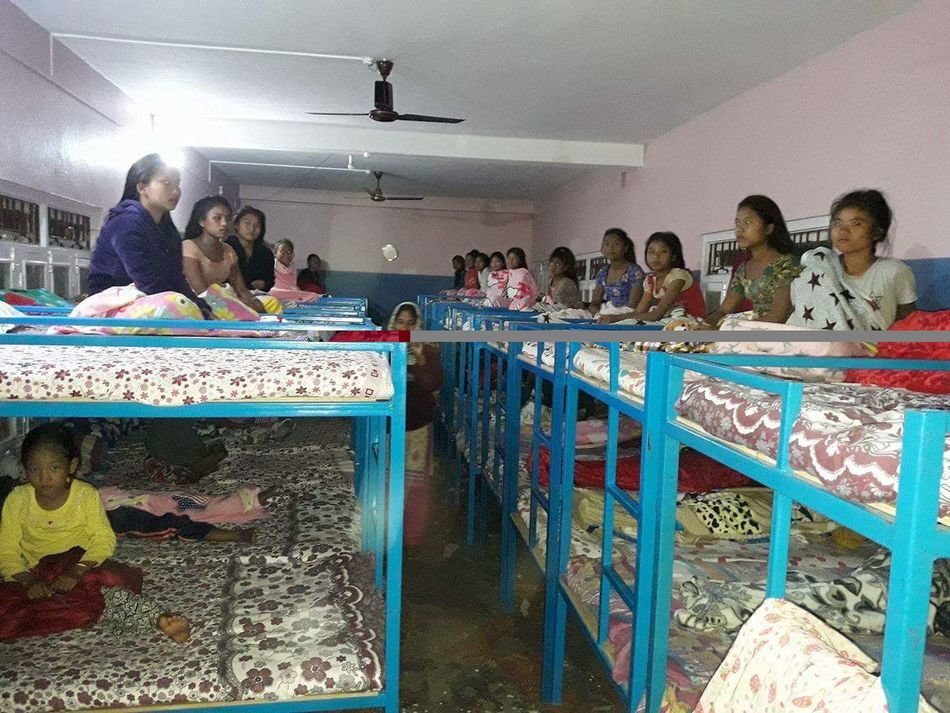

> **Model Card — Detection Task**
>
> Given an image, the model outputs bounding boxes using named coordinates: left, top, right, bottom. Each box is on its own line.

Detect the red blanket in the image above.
left=846, top=310, right=950, bottom=394
left=0, top=548, right=142, bottom=639
left=535, top=447, right=753, bottom=492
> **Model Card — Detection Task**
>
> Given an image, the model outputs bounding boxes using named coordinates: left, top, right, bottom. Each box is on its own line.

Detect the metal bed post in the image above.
left=641, top=351, right=683, bottom=713
left=499, top=336, right=524, bottom=612
left=880, top=409, right=944, bottom=712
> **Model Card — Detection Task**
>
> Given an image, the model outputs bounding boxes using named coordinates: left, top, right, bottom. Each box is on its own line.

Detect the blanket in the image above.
left=787, top=246, right=889, bottom=331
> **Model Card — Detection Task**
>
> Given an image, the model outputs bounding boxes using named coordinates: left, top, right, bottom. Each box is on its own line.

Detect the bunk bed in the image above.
left=541, top=346, right=950, bottom=712
left=0, top=312, right=408, bottom=713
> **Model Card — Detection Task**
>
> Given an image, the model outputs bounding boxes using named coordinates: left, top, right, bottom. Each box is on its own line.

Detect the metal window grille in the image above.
left=0, top=194, right=40, bottom=244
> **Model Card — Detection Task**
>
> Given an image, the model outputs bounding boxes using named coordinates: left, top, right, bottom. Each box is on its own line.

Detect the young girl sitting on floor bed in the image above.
left=0, top=424, right=190, bottom=641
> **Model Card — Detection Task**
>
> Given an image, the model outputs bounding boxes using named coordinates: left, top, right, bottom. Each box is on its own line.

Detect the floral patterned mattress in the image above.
left=0, top=345, right=394, bottom=405
left=561, top=538, right=950, bottom=712
left=675, top=377, right=950, bottom=516
left=571, top=346, right=950, bottom=516
left=0, top=420, right=388, bottom=713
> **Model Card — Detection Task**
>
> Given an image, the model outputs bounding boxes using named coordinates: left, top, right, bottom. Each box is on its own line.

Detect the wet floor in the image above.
left=393, top=454, right=624, bottom=713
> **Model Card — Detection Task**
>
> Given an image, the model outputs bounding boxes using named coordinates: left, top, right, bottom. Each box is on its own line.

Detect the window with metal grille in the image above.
left=48, top=207, right=91, bottom=250
left=0, top=261, right=11, bottom=289
left=705, top=225, right=829, bottom=275
left=0, top=194, right=40, bottom=244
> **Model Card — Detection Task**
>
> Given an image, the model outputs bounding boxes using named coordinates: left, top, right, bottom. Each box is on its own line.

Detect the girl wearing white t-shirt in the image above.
left=831, top=190, right=916, bottom=327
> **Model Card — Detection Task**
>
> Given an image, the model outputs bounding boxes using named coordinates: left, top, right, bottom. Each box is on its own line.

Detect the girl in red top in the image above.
left=599, top=231, right=706, bottom=323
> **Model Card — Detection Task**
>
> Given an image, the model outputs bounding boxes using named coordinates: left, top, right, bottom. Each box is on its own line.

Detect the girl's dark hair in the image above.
left=476, top=252, right=490, bottom=264
left=467, top=249, right=480, bottom=258
left=604, top=228, right=638, bottom=263
left=452, top=255, right=464, bottom=265
left=184, top=196, right=233, bottom=240
left=507, top=247, right=528, bottom=268
left=307, top=253, right=320, bottom=262
left=274, top=238, right=295, bottom=251
left=234, top=205, right=267, bottom=241
left=120, top=153, right=170, bottom=202
left=489, top=251, right=506, bottom=265
left=645, top=232, right=687, bottom=270
left=830, top=189, right=893, bottom=254
left=396, top=303, right=419, bottom=321
left=549, top=246, right=579, bottom=283
left=21, top=423, right=75, bottom=464
left=737, top=195, right=795, bottom=255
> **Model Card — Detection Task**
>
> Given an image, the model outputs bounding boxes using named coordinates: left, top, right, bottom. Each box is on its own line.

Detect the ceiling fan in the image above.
left=308, top=60, right=464, bottom=124
left=366, top=171, right=424, bottom=202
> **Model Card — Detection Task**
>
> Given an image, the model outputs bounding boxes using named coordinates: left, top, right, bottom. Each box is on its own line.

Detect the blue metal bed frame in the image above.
left=0, top=313, right=408, bottom=713
left=640, top=353, right=950, bottom=713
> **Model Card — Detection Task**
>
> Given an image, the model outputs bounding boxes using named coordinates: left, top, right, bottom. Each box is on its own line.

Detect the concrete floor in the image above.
left=393, top=455, right=625, bottom=713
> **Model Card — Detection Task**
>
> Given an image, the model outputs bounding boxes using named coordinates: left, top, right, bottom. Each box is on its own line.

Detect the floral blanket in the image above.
left=0, top=345, right=394, bottom=405
left=0, top=421, right=387, bottom=712
left=675, top=377, right=950, bottom=516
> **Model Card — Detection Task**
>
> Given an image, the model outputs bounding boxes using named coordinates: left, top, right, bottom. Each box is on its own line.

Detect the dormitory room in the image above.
left=0, top=2, right=949, bottom=712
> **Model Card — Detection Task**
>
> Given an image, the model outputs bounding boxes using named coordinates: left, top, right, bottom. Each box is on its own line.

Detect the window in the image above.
left=0, top=261, right=11, bottom=289
left=78, top=265, right=89, bottom=295
left=24, top=262, right=46, bottom=290
left=0, top=194, right=40, bottom=244
left=48, top=207, right=91, bottom=250
left=52, top=264, right=71, bottom=297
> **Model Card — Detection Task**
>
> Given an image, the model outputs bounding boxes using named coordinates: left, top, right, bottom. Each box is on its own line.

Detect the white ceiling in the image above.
left=13, top=0, right=921, bottom=199
left=198, top=148, right=595, bottom=200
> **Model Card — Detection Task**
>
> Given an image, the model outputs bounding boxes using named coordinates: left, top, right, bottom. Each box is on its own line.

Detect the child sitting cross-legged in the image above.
left=0, top=424, right=190, bottom=641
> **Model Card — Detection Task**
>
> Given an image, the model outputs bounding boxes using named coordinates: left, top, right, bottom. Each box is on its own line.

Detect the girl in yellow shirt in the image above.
left=0, top=424, right=190, bottom=642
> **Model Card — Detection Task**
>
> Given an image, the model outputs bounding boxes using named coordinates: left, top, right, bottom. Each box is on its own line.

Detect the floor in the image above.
left=393, top=453, right=624, bottom=713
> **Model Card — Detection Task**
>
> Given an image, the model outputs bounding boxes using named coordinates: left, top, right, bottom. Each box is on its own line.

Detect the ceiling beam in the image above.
left=154, top=116, right=645, bottom=168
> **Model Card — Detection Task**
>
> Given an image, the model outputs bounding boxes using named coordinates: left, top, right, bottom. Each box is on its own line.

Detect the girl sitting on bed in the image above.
left=543, top=247, right=584, bottom=309
left=592, top=228, right=645, bottom=319
left=87, top=153, right=213, bottom=319
left=701, top=195, right=801, bottom=328
left=269, top=240, right=321, bottom=303
left=182, top=196, right=264, bottom=314
left=0, top=424, right=190, bottom=642
left=504, top=247, right=541, bottom=310
left=787, top=189, right=916, bottom=331
left=598, top=232, right=706, bottom=323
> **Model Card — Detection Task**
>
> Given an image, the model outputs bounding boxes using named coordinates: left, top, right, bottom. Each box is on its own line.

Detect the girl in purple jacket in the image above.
left=88, top=154, right=211, bottom=317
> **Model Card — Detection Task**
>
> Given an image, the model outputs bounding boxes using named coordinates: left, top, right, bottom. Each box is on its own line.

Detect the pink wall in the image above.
left=534, top=0, right=950, bottom=267
left=241, top=188, right=535, bottom=276
left=0, top=0, right=237, bottom=237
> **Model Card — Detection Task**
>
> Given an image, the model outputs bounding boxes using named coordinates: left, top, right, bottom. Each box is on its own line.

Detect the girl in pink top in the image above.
left=270, top=240, right=321, bottom=303
left=182, top=196, right=264, bottom=313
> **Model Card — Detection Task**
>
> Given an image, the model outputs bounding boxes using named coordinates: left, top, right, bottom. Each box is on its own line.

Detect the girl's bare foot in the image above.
left=257, top=486, right=277, bottom=507
left=205, top=528, right=256, bottom=543
left=157, top=614, right=191, bottom=643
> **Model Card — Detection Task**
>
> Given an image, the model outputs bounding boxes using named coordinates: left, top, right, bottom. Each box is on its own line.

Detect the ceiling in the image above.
left=14, top=0, right=921, bottom=200
left=198, top=148, right=594, bottom=201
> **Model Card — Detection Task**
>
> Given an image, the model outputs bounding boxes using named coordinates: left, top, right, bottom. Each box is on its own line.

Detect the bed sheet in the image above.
left=675, top=377, right=950, bottom=515
left=0, top=345, right=393, bottom=405
left=0, top=420, right=385, bottom=712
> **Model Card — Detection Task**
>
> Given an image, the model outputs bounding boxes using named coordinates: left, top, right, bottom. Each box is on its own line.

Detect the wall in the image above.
left=533, top=0, right=950, bottom=309
left=0, top=0, right=236, bottom=237
left=241, top=186, right=535, bottom=321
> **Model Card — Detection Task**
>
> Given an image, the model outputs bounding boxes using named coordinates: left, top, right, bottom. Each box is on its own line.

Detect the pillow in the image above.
left=845, top=310, right=950, bottom=394
left=711, top=316, right=869, bottom=381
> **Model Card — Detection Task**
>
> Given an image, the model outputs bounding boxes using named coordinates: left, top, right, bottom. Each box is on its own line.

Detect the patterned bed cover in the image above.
left=0, top=421, right=386, bottom=712
left=571, top=346, right=950, bottom=516
left=0, top=345, right=394, bottom=405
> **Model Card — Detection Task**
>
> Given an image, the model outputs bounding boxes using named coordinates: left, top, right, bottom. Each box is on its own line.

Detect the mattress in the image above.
left=675, top=377, right=950, bottom=516
left=0, top=420, right=387, bottom=712
left=0, top=345, right=394, bottom=405
left=571, top=346, right=950, bottom=517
